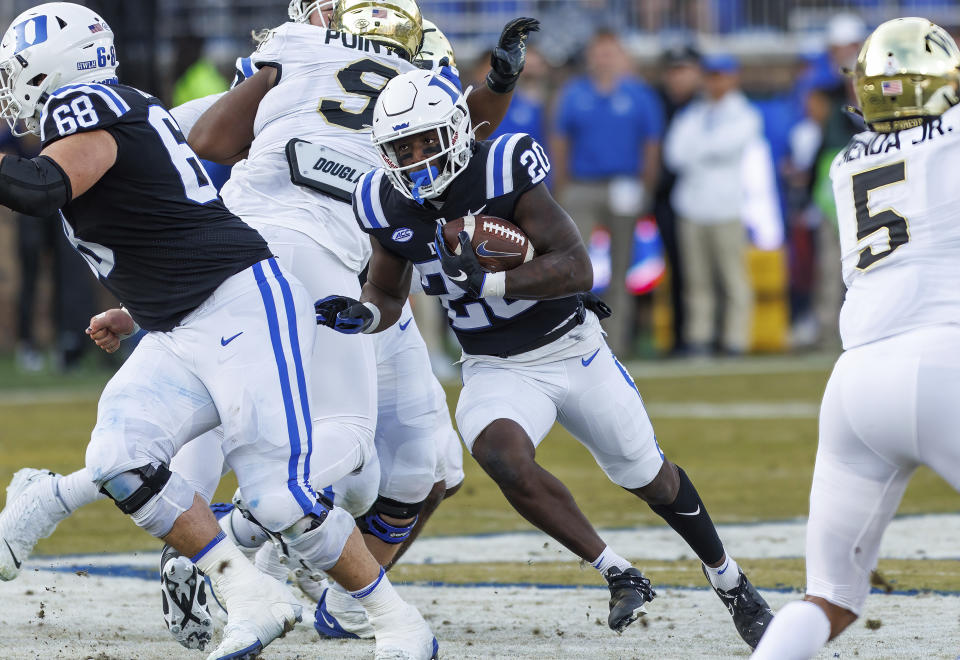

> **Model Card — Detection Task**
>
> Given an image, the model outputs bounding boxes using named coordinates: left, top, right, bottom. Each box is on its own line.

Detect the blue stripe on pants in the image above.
left=252, top=260, right=314, bottom=515
left=268, top=258, right=316, bottom=499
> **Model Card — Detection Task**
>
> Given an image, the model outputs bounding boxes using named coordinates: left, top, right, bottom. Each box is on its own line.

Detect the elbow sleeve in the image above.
left=0, top=155, right=72, bottom=217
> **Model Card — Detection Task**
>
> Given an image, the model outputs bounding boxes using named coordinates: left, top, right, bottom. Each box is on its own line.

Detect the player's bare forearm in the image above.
left=359, top=238, right=413, bottom=331
left=189, top=65, right=276, bottom=163
left=467, top=85, right=512, bottom=141
left=504, top=244, right=591, bottom=299
left=505, top=184, right=592, bottom=299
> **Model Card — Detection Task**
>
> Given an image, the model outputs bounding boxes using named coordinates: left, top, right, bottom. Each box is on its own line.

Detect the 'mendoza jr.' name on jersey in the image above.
left=836, top=115, right=950, bottom=165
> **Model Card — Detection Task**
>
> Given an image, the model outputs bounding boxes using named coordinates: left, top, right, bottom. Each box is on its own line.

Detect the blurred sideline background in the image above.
left=3, top=0, right=960, bottom=372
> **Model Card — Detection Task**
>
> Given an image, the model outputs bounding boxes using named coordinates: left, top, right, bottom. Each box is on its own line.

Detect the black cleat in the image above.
left=702, top=565, right=773, bottom=649
left=605, top=566, right=656, bottom=633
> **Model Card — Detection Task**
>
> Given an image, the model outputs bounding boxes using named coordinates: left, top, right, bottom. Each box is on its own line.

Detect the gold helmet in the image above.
left=414, top=19, right=455, bottom=69
left=332, top=1, right=423, bottom=61
left=853, top=17, right=960, bottom=132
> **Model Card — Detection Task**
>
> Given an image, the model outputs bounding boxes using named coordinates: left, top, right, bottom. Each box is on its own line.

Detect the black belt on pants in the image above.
left=493, top=301, right=587, bottom=358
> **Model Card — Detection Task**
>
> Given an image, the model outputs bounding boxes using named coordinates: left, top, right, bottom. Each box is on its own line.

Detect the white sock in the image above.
left=52, top=469, right=104, bottom=515
left=751, top=600, right=831, bottom=660
left=349, top=568, right=404, bottom=618
left=704, top=555, right=741, bottom=592
left=191, top=532, right=263, bottom=604
left=591, top=546, right=632, bottom=576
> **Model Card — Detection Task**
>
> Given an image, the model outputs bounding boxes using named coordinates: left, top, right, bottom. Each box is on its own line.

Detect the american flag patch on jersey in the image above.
left=881, top=79, right=903, bottom=96
left=371, top=8, right=387, bottom=17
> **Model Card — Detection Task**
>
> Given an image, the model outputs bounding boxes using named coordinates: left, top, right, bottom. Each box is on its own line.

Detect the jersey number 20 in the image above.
left=852, top=161, right=909, bottom=270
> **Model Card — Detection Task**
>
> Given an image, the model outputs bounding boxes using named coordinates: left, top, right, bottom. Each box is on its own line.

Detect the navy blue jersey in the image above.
left=353, top=133, right=581, bottom=356
left=40, top=83, right=272, bottom=331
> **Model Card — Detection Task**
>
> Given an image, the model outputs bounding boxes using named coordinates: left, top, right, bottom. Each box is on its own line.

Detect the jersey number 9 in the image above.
left=318, top=59, right=400, bottom=132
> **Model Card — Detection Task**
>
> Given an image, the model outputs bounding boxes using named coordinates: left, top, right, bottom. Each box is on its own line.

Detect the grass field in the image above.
left=1, top=352, right=958, bottom=658
left=1, top=352, right=954, bottom=563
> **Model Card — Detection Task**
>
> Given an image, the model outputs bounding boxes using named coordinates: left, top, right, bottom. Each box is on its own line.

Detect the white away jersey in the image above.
left=830, top=103, right=960, bottom=349
left=220, top=23, right=417, bottom=271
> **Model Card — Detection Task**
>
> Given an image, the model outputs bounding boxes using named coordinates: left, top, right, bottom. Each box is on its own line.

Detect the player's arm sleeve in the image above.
left=0, top=153, right=71, bottom=216
left=169, top=92, right=225, bottom=137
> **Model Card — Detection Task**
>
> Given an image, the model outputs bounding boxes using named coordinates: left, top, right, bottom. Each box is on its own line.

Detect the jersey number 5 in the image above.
left=318, top=59, right=400, bottom=131
left=851, top=161, right=909, bottom=270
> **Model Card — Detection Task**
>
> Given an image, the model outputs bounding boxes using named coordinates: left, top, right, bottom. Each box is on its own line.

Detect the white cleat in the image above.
left=0, top=468, right=68, bottom=581
left=371, top=602, right=439, bottom=660
left=160, top=546, right=214, bottom=651
left=313, top=583, right=375, bottom=639
left=205, top=573, right=302, bottom=660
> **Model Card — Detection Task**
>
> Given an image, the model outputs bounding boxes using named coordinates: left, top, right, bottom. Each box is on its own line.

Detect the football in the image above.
left=442, top=214, right=535, bottom=272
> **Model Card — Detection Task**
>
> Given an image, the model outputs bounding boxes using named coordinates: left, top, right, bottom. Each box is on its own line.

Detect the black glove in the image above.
left=315, top=295, right=374, bottom=334
left=434, top=226, right=486, bottom=298
left=486, top=17, right=540, bottom=94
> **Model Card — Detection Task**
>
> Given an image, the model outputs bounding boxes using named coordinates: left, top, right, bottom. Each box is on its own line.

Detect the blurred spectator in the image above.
left=790, top=13, right=866, bottom=349
left=0, top=128, right=96, bottom=372
left=653, top=43, right=703, bottom=354
left=171, top=33, right=229, bottom=107
left=664, top=54, right=761, bottom=356
left=551, top=28, right=664, bottom=357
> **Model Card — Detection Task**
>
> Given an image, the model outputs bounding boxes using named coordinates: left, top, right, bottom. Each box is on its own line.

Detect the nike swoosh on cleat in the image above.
left=676, top=506, right=701, bottom=516
left=717, top=559, right=730, bottom=574
left=449, top=270, right=468, bottom=282
left=581, top=348, right=601, bottom=367
left=220, top=332, right=243, bottom=347
left=398, top=319, right=412, bottom=331
left=475, top=241, right=521, bottom=258
left=3, top=539, right=21, bottom=569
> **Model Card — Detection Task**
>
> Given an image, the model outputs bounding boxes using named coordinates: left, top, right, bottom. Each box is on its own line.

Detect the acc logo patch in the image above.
left=392, top=228, right=414, bottom=243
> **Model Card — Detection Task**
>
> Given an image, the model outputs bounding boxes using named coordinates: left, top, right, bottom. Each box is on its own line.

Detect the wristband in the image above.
left=480, top=270, right=507, bottom=298
left=117, top=306, right=141, bottom=340
left=361, top=302, right=381, bottom=334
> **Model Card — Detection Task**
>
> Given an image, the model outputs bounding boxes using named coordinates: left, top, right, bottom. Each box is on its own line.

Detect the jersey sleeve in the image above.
left=352, top=169, right=394, bottom=233
left=39, top=84, right=133, bottom=145
left=250, top=27, right=287, bottom=71
left=484, top=133, right=551, bottom=200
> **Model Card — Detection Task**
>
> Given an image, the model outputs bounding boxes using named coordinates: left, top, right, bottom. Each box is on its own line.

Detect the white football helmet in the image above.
left=287, top=0, right=336, bottom=26
left=372, top=68, right=473, bottom=201
left=0, top=2, right=117, bottom=136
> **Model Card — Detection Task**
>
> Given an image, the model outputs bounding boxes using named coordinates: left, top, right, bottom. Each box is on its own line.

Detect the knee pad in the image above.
left=281, top=506, right=354, bottom=571
left=357, top=496, right=425, bottom=545
left=99, top=464, right=194, bottom=537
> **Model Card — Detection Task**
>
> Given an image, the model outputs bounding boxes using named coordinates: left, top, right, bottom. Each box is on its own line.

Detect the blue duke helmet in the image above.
left=371, top=68, right=473, bottom=202
left=0, top=1, right=118, bottom=136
